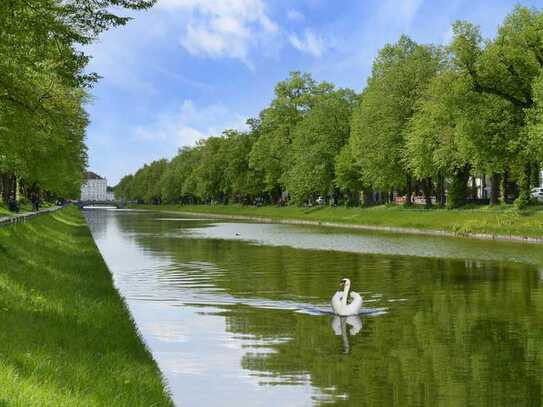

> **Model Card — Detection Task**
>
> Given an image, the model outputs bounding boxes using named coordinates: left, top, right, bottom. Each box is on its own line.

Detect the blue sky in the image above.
left=85, top=0, right=543, bottom=185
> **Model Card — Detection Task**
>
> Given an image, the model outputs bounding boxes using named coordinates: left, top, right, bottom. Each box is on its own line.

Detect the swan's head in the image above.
left=340, top=278, right=351, bottom=288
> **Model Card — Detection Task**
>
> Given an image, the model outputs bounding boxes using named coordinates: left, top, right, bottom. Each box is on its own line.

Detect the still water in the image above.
left=84, top=209, right=543, bottom=406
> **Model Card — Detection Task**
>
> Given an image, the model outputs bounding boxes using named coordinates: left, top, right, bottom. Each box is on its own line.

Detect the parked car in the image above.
left=531, top=187, right=543, bottom=202
left=316, top=196, right=325, bottom=206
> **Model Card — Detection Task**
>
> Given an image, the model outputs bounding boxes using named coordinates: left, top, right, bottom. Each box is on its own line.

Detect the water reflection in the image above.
left=84, top=209, right=543, bottom=406
left=331, top=316, right=363, bottom=354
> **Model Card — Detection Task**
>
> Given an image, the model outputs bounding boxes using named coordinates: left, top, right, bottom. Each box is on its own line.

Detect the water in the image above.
left=84, top=209, right=543, bottom=406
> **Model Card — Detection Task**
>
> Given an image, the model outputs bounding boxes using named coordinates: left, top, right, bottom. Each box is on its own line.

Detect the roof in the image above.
left=85, top=171, right=104, bottom=180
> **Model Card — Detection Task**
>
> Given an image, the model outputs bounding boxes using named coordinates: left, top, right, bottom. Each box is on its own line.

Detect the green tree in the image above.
left=249, top=72, right=334, bottom=200
left=350, top=36, right=442, bottom=204
left=221, top=130, right=264, bottom=203
left=335, top=142, right=366, bottom=206
left=0, top=0, right=155, bottom=205
left=286, top=89, right=357, bottom=204
left=450, top=7, right=543, bottom=206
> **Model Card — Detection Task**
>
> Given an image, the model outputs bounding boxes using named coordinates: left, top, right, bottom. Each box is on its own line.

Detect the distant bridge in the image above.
left=78, top=200, right=125, bottom=209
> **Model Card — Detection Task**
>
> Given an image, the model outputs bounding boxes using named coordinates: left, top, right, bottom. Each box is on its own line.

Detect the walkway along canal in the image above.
left=0, top=206, right=61, bottom=227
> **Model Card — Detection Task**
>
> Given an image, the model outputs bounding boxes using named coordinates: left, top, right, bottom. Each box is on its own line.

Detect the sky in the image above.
left=85, top=0, right=543, bottom=185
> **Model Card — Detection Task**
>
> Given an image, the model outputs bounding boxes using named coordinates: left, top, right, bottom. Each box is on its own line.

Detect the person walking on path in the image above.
left=30, top=192, right=40, bottom=212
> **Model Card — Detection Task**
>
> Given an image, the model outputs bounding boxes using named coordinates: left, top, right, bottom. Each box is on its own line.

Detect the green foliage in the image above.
left=335, top=142, right=365, bottom=205
left=450, top=6, right=543, bottom=200
left=248, top=72, right=335, bottom=196
left=120, top=5, right=543, bottom=210
left=286, top=89, right=357, bottom=204
left=118, top=130, right=263, bottom=204
left=0, top=0, right=155, bottom=204
left=350, top=36, right=443, bottom=190
left=447, top=166, right=470, bottom=208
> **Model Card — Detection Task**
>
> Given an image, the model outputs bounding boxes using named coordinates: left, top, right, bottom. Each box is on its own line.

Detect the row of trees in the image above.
left=0, top=0, right=155, bottom=206
left=116, top=6, right=543, bottom=209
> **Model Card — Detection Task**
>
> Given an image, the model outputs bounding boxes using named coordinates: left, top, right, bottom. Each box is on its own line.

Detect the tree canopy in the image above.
left=0, top=0, right=155, bottom=204
left=117, top=5, right=543, bottom=209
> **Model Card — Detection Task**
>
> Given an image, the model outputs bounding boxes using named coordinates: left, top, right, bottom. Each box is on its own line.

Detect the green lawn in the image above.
left=133, top=203, right=543, bottom=239
left=0, top=206, right=172, bottom=406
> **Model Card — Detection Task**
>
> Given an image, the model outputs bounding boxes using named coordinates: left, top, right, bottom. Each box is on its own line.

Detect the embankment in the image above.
left=131, top=204, right=543, bottom=243
left=0, top=206, right=172, bottom=406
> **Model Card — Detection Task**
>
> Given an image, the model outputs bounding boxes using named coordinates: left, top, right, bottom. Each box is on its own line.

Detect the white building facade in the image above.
left=80, top=172, right=107, bottom=201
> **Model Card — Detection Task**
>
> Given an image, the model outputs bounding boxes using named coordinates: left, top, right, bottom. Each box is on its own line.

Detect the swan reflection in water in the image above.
left=331, top=315, right=363, bottom=354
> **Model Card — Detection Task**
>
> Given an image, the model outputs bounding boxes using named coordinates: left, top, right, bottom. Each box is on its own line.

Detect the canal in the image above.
left=85, top=208, right=543, bottom=406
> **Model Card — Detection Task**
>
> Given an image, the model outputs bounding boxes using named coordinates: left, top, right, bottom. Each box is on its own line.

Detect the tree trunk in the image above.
left=0, top=172, right=16, bottom=205
left=516, top=163, right=532, bottom=209
left=501, top=168, right=518, bottom=204
left=362, top=189, right=374, bottom=207
left=531, top=162, right=541, bottom=186
left=436, top=174, right=446, bottom=208
left=405, top=175, right=412, bottom=206
left=447, top=165, right=470, bottom=208
left=422, top=177, right=433, bottom=209
left=490, top=173, right=500, bottom=205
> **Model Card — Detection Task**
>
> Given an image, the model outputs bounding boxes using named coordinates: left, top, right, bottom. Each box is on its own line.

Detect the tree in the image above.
left=406, top=67, right=522, bottom=207
left=0, top=0, right=155, bottom=205
left=249, top=72, right=334, bottom=200
left=285, top=89, right=357, bottom=204
left=527, top=71, right=543, bottom=173
left=350, top=36, right=443, bottom=205
left=221, top=130, right=264, bottom=203
left=335, top=142, right=366, bottom=206
left=450, top=7, right=543, bottom=206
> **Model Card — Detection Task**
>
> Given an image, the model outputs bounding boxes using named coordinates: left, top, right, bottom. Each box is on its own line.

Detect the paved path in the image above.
left=0, top=206, right=62, bottom=227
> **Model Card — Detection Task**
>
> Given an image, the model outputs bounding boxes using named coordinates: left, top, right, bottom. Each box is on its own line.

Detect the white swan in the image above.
left=331, top=278, right=363, bottom=316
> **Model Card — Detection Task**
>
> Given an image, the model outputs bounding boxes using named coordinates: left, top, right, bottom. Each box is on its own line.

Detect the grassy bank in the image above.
left=133, top=203, right=543, bottom=239
left=0, top=201, right=54, bottom=216
left=0, top=206, right=172, bottom=406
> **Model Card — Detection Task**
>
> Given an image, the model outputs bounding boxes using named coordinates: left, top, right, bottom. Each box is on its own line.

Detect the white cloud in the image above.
left=133, top=100, right=248, bottom=149
left=289, top=29, right=325, bottom=58
left=377, top=0, right=424, bottom=29
left=287, top=9, right=305, bottom=22
left=158, top=0, right=278, bottom=66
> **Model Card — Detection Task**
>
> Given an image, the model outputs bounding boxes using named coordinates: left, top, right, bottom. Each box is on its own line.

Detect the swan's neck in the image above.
left=341, top=283, right=350, bottom=306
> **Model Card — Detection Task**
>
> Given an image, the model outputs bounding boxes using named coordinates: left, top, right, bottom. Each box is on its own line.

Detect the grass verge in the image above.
left=132, top=203, right=543, bottom=239
left=0, top=202, right=53, bottom=216
left=0, top=206, right=172, bottom=406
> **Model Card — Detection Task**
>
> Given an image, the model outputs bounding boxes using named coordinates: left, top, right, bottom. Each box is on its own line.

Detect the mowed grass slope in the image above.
left=0, top=207, right=172, bottom=406
left=134, top=204, right=543, bottom=239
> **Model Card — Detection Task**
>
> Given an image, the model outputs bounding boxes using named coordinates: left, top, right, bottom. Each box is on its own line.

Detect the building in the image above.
left=106, top=187, right=115, bottom=201
left=80, top=171, right=107, bottom=201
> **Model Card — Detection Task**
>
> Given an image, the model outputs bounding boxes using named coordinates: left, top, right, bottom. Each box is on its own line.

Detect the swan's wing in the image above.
left=347, top=292, right=363, bottom=315
left=331, top=291, right=343, bottom=314
left=331, top=316, right=342, bottom=335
